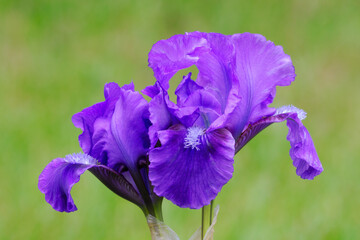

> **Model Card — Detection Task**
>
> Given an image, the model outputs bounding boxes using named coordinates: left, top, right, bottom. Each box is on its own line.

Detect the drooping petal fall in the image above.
left=38, top=153, right=144, bottom=212
left=38, top=154, right=97, bottom=212
left=149, top=125, right=235, bottom=209
left=235, top=106, right=323, bottom=180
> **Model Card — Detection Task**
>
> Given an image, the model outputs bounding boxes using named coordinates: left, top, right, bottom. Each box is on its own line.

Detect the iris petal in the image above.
left=73, top=82, right=150, bottom=170
left=148, top=33, right=234, bottom=110
left=190, top=33, right=234, bottom=111
left=286, top=117, right=323, bottom=179
left=146, top=83, right=202, bottom=147
left=149, top=125, right=235, bottom=209
left=176, top=76, right=222, bottom=116
left=148, top=34, right=209, bottom=89
left=72, top=102, right=106, bottom=157
left=72, top=83, right=123, bottom=161
left=146, top=83, right=180, bottom=148
left=96, top=88, right=150, bottom=170
left=175, top=73, right=202, bottom=107
left=38, top=153, right=144, bottom=212
left=38, top=154, right=97, bottom=212
left=227, top=33, right=296, bottom=138
left=235, top=107, right=323, bottom=179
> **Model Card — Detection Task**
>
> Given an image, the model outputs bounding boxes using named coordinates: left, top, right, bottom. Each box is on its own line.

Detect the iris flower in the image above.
left=38, top=82, right=162, bottom=219
left=144, top=32, right=323, bottom=209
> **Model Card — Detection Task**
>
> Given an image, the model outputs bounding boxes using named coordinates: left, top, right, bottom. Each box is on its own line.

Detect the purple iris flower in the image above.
left=144, top=32, right=323, bottom=209
left=38, top=82, right=162, bottom=218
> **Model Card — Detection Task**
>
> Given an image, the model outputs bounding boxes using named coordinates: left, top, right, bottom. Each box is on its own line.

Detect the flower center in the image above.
left=184, top=126, right=205, bottom=150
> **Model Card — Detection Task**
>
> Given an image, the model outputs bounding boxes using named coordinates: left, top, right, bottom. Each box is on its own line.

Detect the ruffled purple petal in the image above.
left=176, top=75, right=222, bottom=114
left=148, top=34, right=209, bottom=89
left=38, top=154, right=98, bottom=212
left=94, top=88, right=150, bottom=170
left=146, top=82, right=204, bottom=147
left=189, top=33, right=235, bottom=111
left=175, top=73, right=202, bottom=107
left=227, top=33, right=296, bottom=139
left=207, top=89, right=242, bottom=131
left=72, top=102, right=106, bottom=157
left=188, top=32, right=235, bottom=64
left=175, top=76, right=222, bottom=128
left=286, top=115, right=323, bottom=179
left=72, top=83, right=123, bottom=160
left=148, top=33, right=234, bottom=109
left=149, top=124, right=235, bottom=209
left=38, top=153, right=144, bottom=212
left=146, top=83, right=180, bottom=148
left=235, top=106, right=323, bottom=179
left=121, top=81, right=135, bottom=92
left=73, top=82, right=150, bottom=169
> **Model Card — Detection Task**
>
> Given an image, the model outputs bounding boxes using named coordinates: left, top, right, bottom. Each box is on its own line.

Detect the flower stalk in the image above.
left=201, top=203, right=213, bottom=240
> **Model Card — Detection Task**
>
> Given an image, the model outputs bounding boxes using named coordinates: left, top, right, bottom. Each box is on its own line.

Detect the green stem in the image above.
left=147, top=217, right=163, bottom=239
left=201, top=200, right=215, bottom=240
left=201, top=204, right=211, bottom=239
left=209, top=200, right=214, bottom=225
left=201, top=207, right=205, bottom=240
left=145, top=198, right=164, bottom=239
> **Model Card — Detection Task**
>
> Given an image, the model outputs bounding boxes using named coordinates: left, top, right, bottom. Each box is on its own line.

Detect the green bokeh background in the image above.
left=1, top=0, right=359, bottom=239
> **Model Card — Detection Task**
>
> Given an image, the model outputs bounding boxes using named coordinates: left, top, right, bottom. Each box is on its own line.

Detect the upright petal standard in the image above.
left=146, top=32, right=323, bottom=209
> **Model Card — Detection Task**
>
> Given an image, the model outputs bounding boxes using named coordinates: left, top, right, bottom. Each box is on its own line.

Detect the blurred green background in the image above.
left=1, top=0, right=359, bottom=239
